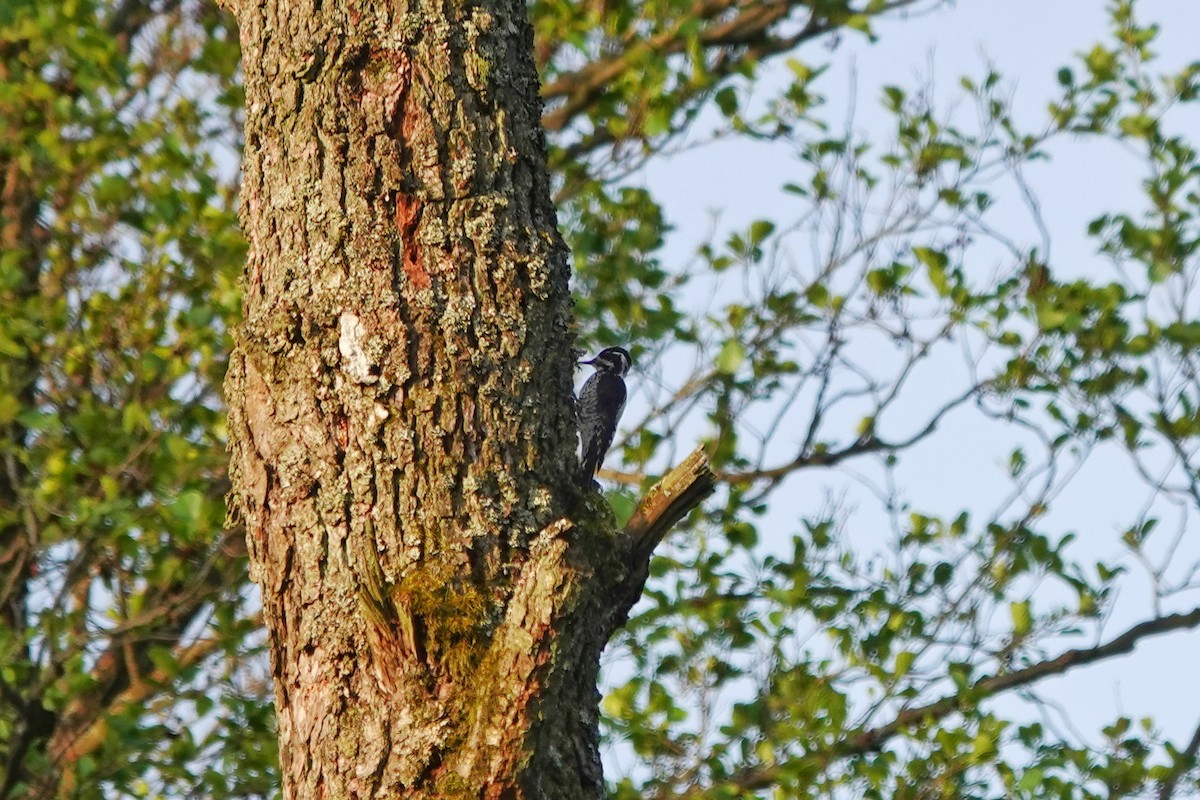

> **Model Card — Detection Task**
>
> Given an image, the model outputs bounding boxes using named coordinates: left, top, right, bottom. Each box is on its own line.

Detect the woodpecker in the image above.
left=577, top=346, right=632, bottom=482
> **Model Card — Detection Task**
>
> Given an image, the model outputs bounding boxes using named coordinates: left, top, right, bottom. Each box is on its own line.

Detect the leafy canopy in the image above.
left=2, top=0, right=1200, bottom=798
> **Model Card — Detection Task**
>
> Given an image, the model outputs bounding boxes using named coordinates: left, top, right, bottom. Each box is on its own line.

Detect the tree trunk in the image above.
left=223, top=0, right=630, bottom=796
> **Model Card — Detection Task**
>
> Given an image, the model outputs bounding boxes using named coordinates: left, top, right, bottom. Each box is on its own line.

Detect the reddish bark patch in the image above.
left=395, top=193, right=429, bottom=289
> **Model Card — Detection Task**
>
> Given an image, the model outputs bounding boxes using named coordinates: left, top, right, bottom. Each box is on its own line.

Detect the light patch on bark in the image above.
left=339, top=312, right=378, bottom=384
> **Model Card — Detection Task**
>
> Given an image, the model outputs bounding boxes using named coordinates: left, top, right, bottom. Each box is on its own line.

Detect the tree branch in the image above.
left=624, top=445, right=716, bottom=562
left=848, top=606, right=1200, bottom=754
left=706, top=607, right=1200, bottom=797
left=610, top=446, right=716, bottom=629
left=600, top=381, right=978, bottom=489
left=541, top=0, right=934, bottom=136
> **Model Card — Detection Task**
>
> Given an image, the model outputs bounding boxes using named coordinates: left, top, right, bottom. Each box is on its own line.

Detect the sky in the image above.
left=606, top=0, right=1200, bottom=777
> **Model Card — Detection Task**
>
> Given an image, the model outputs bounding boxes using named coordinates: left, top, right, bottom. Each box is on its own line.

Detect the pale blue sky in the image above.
left=606, top=0, right=1200, bottom=780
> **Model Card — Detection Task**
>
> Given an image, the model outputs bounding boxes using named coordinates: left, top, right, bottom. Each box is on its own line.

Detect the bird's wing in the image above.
left=578, top=372, right=625, bottom=476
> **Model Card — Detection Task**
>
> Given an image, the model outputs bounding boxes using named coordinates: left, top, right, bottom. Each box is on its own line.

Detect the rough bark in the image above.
left=223, top=0, right=641, bottom=796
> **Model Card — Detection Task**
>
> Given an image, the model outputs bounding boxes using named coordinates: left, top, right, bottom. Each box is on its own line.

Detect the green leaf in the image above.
left=714, top=86, right=738, bottom=117
left=1010, top=600, right=1032, bottom=637
left=882, top=85, right=905, bottom=112
left=1084, top=45, right=1118, bottom=81
left=805, top=283, right=830, bottom=308
left=608, top=490, right=638, bottom=527
left=748, top=219, right=775, bottom=245
left=716, top=340, right=746, bottom=374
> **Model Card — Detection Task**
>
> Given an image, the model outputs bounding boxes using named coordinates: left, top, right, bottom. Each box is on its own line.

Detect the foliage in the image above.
left=596, top=3, right=1200, bottom=798
left=0, top=0, right=268, bottom=797
left=2, top=0, right=1200, bottom=798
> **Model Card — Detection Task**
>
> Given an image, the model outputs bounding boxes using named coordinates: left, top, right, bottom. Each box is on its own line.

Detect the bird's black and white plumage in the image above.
left=577, top=346, right=632, bottom=481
